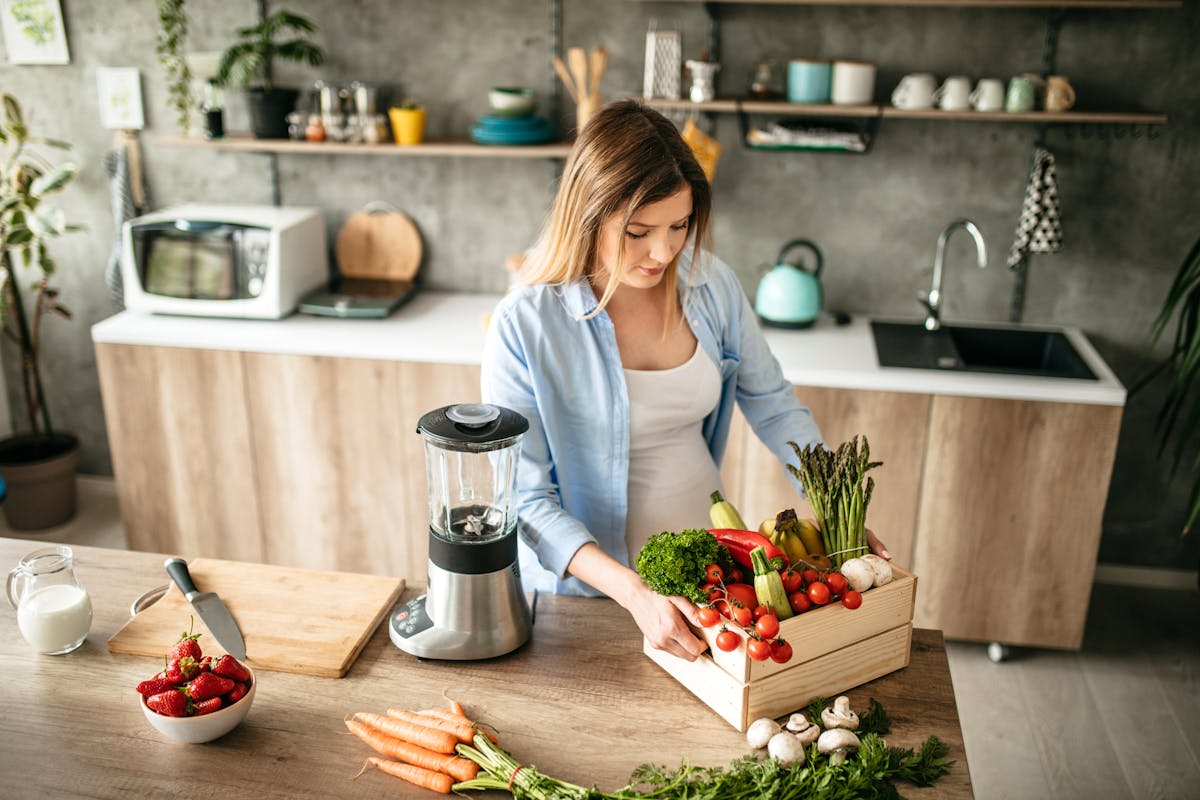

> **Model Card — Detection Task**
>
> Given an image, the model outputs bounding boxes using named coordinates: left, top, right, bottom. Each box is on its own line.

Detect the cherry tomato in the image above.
left=716, top=629, right=740, bottom=652
left=732, top=604, right=754, bottom=628
left=747, top=638, right=772, bottom=662
left=780, top=569, right=803, bottom=593
left=726, top=567, right=743, bottom=584
left=788, top=590, right=812, bottom=614
left=701, top=583, right=723, bottom=602
left=769, top=638, right=794, bottom=664
left=714, top=598, right=731, bottom=618
left=841, top=589, right=863, bottom=610
left=826, top=573, right=849, bottom=595
left=755, top=614, right=780, bottom=640
left=697, top=606, right=720, bottom=627
left=703, top=563, right=724, bottom=584
left=724, top=583, right=759, bottom=612
left=752, top=604, right=774, bottom=621
left=807, top=581, right=831, bottom=606
left=802, top=569, right=820, bottom=586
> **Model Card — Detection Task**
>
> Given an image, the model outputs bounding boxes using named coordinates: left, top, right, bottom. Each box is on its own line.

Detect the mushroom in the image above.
left=839, top=558, right=874, bottom=593
left=820, top=696, right=859, bottom=731
left=784, top=712, right=821, bottom=746
left=861, top=554, right=894, bottom=587
left=746, top=717, right=782, bottom=749
left=817, top=728, right=861, bottom=765
left=767, top=731, right=807, bottom=766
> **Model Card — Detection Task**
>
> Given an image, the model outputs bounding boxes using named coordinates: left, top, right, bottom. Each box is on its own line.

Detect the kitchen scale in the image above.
left=390, top=403, right=533, bottom=660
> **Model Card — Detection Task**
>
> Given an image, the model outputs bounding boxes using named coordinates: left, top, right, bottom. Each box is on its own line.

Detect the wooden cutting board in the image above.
left=108, top=558, right=404, bottom=678
left=335, top=206, right=423, bottom=281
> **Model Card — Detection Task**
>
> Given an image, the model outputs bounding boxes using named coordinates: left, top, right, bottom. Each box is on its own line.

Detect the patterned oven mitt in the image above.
left=1007, top=147, right=1063, bottom=270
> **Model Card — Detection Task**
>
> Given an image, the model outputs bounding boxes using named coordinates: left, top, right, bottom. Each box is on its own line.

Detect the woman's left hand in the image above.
left=866, top=528, right=892, bottom=560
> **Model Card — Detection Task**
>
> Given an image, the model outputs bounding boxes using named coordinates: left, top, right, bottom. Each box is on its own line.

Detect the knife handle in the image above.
left=164, top=557, right=198, bottom=598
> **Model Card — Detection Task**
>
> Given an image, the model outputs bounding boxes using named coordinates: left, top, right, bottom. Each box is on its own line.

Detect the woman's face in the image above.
left=594, top=186, right=693, bottom=291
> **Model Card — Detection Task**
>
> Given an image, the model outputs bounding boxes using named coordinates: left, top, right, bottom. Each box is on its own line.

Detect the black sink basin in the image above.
left=870, top=321, right=1098, bottom=380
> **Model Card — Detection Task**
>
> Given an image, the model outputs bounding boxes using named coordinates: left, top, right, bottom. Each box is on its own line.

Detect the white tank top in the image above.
left=624, top=343, right=724, bottom=563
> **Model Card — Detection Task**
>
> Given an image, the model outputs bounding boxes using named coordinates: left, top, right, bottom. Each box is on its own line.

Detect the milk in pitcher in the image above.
left=17, top=583, right=93, bottom=654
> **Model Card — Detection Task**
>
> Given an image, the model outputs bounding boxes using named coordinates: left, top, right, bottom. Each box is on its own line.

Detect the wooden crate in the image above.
left=644, top=565, right=917, bottom=731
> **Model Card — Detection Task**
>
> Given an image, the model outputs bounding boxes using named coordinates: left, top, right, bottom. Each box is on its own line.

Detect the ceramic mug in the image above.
left=830, top=60, right=876, bottom=105
left=788, top=59, right=832, bottom=104
left=933, top=75, right=972, bottom=111
left=1005, top=76, right=1036, bottom=113
left=969, top=78, right=1005, bottom=112
left=1045, top=75, right=1076, bottom=112
left=1020, top=72, right=1047, bottom=107
left=891, top=73, right=937, bottom=110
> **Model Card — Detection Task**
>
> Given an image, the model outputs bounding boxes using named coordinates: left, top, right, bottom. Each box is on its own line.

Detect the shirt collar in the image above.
left=557, top=243, right=710, bottom=319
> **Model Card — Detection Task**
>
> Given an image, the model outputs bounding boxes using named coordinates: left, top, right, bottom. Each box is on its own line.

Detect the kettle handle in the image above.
left=776, top=239, right=824, bottom=278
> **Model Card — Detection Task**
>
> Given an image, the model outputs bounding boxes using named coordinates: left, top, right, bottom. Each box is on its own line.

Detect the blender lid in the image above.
left=417, top=403, right=529, bottom=451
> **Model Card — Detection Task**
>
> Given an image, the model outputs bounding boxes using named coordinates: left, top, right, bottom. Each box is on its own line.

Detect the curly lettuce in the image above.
left=635, top=529, right=724, bottom=603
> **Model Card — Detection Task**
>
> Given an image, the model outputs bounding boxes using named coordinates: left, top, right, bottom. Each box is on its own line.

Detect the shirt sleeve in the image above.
left=480, top=300, right=598, bottom=579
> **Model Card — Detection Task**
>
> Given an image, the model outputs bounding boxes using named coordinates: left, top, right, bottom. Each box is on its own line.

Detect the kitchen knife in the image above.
left=163, top=557, right=247, bottom=661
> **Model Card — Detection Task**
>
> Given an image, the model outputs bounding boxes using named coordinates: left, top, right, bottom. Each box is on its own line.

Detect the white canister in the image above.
left=831, top=61, right=876, bottom=106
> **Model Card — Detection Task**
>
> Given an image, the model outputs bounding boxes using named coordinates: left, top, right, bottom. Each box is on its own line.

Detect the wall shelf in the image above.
left=155, top=135, right=573, bottom=159
left=630, top=1, right=1181, bottom=8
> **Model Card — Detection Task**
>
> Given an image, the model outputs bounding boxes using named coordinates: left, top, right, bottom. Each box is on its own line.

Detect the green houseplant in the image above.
left=156, top=0, right=193, bottom=135
left=1135, top=234, right=1200, bottom=534
left=214, top=9, right=324, bottom=139
left=0, top=94, right=83, bottom=529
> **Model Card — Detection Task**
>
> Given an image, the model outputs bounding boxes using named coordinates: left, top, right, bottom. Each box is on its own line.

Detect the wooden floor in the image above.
left=5, top=478, right=1199, bottom=799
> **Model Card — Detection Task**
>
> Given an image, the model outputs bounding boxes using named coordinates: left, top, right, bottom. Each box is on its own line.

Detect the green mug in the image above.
left=1005, top=77, right=1035, bottom=113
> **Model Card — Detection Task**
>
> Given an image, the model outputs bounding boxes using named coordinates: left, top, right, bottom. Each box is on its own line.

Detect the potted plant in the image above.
left=1136, top=234, right=1200, bottom=535
left=156, top=0, right=193, bottom=135
left=214, top=9, right=324, bottom=139
left=388, top=100, right=425, bottom=146
left=0, top=94, right=83, bottom=529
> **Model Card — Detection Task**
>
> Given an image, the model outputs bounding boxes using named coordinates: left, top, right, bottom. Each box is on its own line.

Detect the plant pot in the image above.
left=0, top=433, right=80, bottom=530
left=245, top=87, right=300, bottom=139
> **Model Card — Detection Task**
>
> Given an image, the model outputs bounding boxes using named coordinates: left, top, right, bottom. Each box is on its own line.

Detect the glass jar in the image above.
left=7, top=545, right=93, bottom=654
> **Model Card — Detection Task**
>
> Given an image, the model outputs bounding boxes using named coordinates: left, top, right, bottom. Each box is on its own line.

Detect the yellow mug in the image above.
left=388, top=107, right=425, bottom=145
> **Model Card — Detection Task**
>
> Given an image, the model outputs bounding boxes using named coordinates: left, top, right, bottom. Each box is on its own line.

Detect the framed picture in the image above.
left=0, top=0, right=70, bottom=65
left=96, top=67, right=144, bottom=130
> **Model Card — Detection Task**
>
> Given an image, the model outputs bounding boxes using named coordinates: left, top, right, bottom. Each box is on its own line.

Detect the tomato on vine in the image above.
left=826, top=572, right=848, bottom=595
left=703, top=563, right=724, bottom=584
left=697, top=605, right=720, bottom=627
left=769, top=638, right=793, bottom=664
left=841, top=589, right=863, bottom=610
left=747, top=638, right=772, bottom=662
left=732, top=604, right=754, bottom=628
left=780, top=569, right=803, bottom=594
left=755, top=613, right=780, bottom=640
left=807, top=581, right=831, bottom=606
left=715, top=629, right=740, bottom=652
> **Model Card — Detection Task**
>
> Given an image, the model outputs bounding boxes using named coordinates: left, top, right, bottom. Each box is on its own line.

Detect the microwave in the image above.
left=122, top=204, right=327, bottom=319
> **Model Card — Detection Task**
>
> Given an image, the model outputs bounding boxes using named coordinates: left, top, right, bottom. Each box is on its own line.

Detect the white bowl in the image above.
left=488, top=87, right=536, bottom=118
left=139, top=666, right=256, bottom=744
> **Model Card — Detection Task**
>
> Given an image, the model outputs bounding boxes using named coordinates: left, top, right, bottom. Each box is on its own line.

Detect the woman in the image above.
left=482, top=100, right=873, bottom=661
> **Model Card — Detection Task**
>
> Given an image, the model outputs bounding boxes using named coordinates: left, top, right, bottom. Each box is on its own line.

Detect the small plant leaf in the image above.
left=30, top=163, right=77, bottom=196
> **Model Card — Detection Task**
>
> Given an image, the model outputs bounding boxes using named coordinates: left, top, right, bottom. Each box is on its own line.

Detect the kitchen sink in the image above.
left=870, top=321, right=1098, bottom=380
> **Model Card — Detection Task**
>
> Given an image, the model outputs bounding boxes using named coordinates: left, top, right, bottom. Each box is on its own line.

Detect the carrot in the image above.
left=345, top=719, right=478, bottom=782
left=446, top=696, right=466, bottom=717
left=352, top=711, right=457, bottom=754
left=417, top=707, right=500, bottom=743
left=360, top=756, right=453, bottom=794
left=388, top=707, right=475, bottom=743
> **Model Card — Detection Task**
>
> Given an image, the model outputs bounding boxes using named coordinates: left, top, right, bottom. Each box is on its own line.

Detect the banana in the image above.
left=758, top=516, right=776, bottom=537
left=795, top=518, right=825, bottom=558
left=709, top=491, right=748, bottom=530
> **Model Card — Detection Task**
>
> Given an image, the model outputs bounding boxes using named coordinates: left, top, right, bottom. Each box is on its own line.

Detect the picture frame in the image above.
left=96, top=67, right=145, bottom=130
left=0, top=0, right=70, bottom=65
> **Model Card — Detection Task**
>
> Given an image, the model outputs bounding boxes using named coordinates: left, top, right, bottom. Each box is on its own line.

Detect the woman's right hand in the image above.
left=623, top=582, right=708, bottom=662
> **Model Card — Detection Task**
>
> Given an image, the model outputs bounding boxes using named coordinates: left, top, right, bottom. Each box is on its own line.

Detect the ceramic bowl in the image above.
left=139, top=666, right=256, bottom=744
left=488, top=87, right=536, bottom=118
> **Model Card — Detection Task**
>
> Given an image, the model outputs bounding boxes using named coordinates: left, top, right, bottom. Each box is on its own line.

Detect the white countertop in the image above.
left=91, top=290, right=1126, bottom=406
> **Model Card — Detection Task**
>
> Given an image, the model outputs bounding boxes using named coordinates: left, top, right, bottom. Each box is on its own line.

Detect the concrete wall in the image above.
left=1, top=1, right=1196, bottom=569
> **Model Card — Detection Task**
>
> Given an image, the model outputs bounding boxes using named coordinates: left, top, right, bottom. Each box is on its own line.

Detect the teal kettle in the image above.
left=755, top=239, right=824, bottom=329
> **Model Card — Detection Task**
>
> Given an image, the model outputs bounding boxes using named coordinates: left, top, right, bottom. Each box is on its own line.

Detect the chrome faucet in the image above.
left=920, top=219, right=988, bottom=331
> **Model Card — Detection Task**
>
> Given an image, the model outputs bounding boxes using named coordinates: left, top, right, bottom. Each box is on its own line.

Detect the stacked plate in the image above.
left=470, top=114, right=557, bottom=146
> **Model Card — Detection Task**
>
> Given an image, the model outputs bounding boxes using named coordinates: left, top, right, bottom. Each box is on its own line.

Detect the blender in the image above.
left=390, top=403, right=533, bottom=659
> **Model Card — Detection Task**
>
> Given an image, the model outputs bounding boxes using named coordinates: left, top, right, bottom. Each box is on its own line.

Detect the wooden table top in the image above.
left=0, top=538, right=973, bottom=798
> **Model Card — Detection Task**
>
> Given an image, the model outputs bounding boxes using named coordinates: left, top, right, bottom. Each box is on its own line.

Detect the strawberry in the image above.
left=168, top=618, right=203, bottom=662
left=212, top=654, right=251, bottom=682
left=186, top=671, right=235, bottom=701
left=191, top=697, right=223, bottom=716
left=136, top=677, right=178, bottom=698
left=146, top=689, right=189, bottom=717
left=164, top=656, right=201, bottom=683
left=225, top=682, right=248, bottom=704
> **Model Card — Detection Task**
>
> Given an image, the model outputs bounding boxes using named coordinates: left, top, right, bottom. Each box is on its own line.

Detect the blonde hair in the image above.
left=518, top=100, right=713, bottom=328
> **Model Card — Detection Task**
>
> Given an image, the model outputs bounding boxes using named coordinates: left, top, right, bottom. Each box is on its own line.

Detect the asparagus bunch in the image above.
left=786, top=435, right=882, bottom=568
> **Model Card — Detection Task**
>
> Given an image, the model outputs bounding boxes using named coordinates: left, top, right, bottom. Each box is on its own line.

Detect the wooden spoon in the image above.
left=567, top=47, right=589, bottom=104
left=553, top=56, right=579, bottom=103
left=588, top=46, right=608, bottom=102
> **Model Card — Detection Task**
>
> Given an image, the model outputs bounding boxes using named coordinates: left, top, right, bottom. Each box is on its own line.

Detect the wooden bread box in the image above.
left=644, top=564, right=917, bottom=731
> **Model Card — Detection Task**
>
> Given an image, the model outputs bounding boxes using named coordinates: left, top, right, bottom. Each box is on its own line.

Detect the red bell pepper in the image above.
left=709, top=529, right=788, bottom=571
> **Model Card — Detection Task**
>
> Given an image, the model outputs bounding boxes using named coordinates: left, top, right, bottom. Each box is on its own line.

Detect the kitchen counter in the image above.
left=0, top=538, right=974, bottom=799
left=92, top=291, right=1125, bottom=406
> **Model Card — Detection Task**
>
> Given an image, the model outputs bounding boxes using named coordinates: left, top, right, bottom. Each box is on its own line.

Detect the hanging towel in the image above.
left=1007, top=147, right=1063, bottom=270
left=103, top=137, right=145, bottom=309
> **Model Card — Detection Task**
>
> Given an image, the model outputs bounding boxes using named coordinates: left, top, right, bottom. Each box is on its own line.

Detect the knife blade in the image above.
left=163, top=557, right=247, bottom=661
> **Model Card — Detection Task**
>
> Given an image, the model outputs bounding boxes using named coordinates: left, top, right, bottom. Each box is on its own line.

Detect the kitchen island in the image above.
left=0, top=538, right=973, bottom=798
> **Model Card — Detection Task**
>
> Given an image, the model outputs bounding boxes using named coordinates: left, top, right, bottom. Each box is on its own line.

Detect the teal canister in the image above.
left=788, top=60, right=832, bottom=104
left=754, top=239, right=824, bottom=328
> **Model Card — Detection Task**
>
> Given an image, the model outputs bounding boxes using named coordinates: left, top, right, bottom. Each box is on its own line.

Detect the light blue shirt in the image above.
left=481, top=248, right=824, bottom=596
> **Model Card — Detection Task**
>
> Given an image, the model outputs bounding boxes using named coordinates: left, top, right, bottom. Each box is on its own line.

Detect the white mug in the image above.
left=969, top=78, right=1005, bottom=112
left=891, top=73, right=937, bottom=110
left=933, top=75, right=972, bottom=111
left=831, top=60, right=876, bottom=106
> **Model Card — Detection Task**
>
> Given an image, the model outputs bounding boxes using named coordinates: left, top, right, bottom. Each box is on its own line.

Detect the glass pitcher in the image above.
left=6, top=545, right=93, bottom=654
